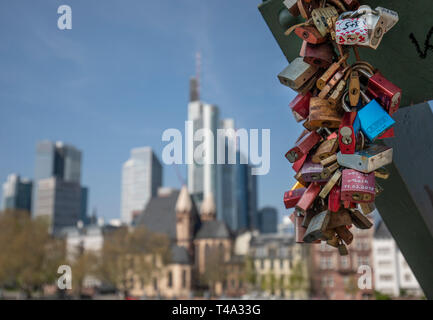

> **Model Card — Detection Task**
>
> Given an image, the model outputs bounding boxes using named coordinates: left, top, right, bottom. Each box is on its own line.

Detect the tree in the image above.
left=286, top=260, right=308, bottom=299
left=0, top=210, right=66, bottom=298
left=68, top=248, right=100, bottom=298
left=260, top=271, right=278, bottom=296
left=199, top=246, right=228, bottom=297
left=242, top=256, right=257, bottom=290
left=98, top=226, right=170, bottom=297
left=374, top=290, right=392, bottom=300
left=344, top=275, right=359, bottom=300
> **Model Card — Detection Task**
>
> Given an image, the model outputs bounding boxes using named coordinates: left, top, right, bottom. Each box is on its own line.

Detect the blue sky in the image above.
left=1, top=0, right=317, bottom=221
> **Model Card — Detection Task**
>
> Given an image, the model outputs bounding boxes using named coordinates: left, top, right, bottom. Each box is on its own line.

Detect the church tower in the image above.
left=201, top=192, right=216, bottom=221
left=175, top=185, right=194, bottom=253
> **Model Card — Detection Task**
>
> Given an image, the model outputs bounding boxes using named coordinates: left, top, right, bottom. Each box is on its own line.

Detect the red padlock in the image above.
left=295, top=26, right=327, bottom=44
left=300, top=41, right=335, bottom=68
left=286, top=130, right=322, bottom=163
left=341, top=169, right=376, bottom=203
left=292, top=153, right=308, bottom=173
left=296, top=182, right=321, bottom=212
left=284, top=188, right=307, bottom=209
left=328, top=185, right=341, bottom=212
left=377, top=127, right=395, bottom=139
left=289, top=211, right=296, bottom=224
left=359, top=69, right=402, bottom=116
left=343, top=201, right=357, bottom=209
left=338, top=112, right=357, bottom=154
left=342, top=0, right=360, bottom=10
left=290, top=92, right=311, bottom=122
left=295, top=214, right=307, bottom=243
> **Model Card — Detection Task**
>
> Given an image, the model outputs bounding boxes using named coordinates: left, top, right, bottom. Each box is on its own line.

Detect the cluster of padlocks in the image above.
left=280, top=0, right=401, bottom=255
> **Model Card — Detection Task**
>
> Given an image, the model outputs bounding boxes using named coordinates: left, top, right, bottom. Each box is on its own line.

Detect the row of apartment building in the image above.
left=62, top=184, right=424, bottom=299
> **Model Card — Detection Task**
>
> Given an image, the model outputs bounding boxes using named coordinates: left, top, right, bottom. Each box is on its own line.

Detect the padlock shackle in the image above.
left=349, top=5, right=379, bottom=18
left=326, top=0, right=346, bottom=12
left=360, top=90, right=371, bottom=104
left=337, top=52, right=350, bottom=65
left=351, top=61, right=376, bottom=74
left=341, top=90, right=353, bottom=112
left=357, top=68, right=373, bottom=80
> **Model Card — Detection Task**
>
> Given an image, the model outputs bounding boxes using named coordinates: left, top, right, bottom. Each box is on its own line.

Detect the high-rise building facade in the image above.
left=258, top=207, right=278, bottom=234
left=216, top=118, right=237, bottom=230
left=236, top=155, right=249, bottom=230
left=121, top=147, right=162, bottom=225
left=35, top=177, right=82, bottom=233
left=247, top=164, right=258, bottom=230
left=186, top=75, right=258, bottom=232
left=235, top=151, right=258, bottom=231
left=80, top=187, right=89, bottom=225
left=1, top=174, right=32, bottom=212
left=187, top=100, right=219, bottom=210
left=33, top=141, right=82, bottom=213
left=32, top=141, right=88, bottom=233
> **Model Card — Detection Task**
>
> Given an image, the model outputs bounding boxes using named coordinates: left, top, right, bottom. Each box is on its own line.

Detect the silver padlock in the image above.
left=278, top=57, right=318, bottom=90
left=363, top=15, right=386, bottom=49
left=375, top=7, right=399, bottom=33
left=337, top=144, right=393, bottom=173
left=348, top=5, right=386, bottom=50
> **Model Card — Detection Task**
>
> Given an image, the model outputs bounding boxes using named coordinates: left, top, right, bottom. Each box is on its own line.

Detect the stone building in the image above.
left=372, top=219, right=423, bottom=298
left=249, top=233, right=310, bottom=299
left=309, top=225, right=375, bottom=300
left=132, top=186, right=244, bottom=298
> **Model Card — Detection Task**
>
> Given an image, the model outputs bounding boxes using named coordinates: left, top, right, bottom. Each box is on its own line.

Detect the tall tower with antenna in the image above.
left=187, top=52, right=219, bottom=211
left=189, top=52, right=201, bottom=102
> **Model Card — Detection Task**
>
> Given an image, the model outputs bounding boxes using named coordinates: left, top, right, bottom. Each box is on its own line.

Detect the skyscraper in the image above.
left=33, top=141, right=82, bottom=214
left=236, top=154, right=249, bottom=231
left=186, top=72, right=258, bottom=231
left=121, top=147, right=162, bottom=225
left=235, top=162, right=258, bottom=231
left=187, top=78, right=219, bottom=210
left=247, top=164, right=258, bottom=230
left=1, top=174, right=32, bottom=212
left=80, top=187, right=89, bottom=225
left=258, top=207, right=278, bottom=234
left=35, top=177, right=82, bottom=233
left=216, top=118, right=237, bottom=230
left=32, top=141, right=88, bottom=233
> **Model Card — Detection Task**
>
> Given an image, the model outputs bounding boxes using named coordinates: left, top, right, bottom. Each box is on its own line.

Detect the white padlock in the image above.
left=345, top=5, right=385, bottom=50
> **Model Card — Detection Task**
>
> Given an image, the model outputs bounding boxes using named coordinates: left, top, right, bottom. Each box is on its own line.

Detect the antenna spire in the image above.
left=196, top=51, right=201, bottom=100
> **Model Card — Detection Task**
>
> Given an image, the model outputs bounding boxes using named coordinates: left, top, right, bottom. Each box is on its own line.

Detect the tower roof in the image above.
left=175, top=185, right=193, bottom=212
left=374, top=219, right=393, bottom=239
left=201, top=192, right=216, bottom=218
left=196, top=220, right=231, bottom=239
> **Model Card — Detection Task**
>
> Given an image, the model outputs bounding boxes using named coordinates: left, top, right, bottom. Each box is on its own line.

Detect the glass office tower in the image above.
left=32, top=141, right=87, bottom=233
left=121, top=147, right=162, bottom=225
left=1, top=174, right=32, bottom=212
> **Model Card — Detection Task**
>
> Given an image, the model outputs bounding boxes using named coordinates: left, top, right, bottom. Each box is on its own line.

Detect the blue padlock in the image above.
left=355, top=91, right=395, bottom=141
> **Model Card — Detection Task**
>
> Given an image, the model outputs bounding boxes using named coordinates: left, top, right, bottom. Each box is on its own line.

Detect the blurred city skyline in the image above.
left=2, top=1, right=432, bottom=222
left=0, top=0, right=303, bottom=221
